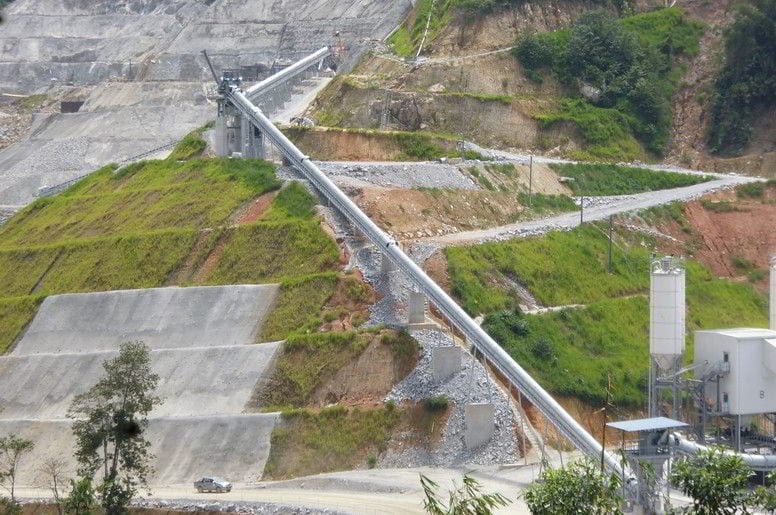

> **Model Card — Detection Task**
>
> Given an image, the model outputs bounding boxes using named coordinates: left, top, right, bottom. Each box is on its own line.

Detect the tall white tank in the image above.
left=771, top=256, right=776, bottom=330
left=650, top=256, right=686, bottom=359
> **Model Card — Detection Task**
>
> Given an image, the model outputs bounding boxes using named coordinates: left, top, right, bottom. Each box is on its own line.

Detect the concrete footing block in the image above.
left=381, top=254, right=397, bottom=273
left=408, top=292, right=427, bottom=324
left=464, top=403, right=495, bottom=449
left=432, top=346, right=462, bottom=382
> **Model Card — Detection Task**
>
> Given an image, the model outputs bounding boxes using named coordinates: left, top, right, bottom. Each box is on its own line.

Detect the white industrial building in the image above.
left=695, top=328, right=776, bottom=416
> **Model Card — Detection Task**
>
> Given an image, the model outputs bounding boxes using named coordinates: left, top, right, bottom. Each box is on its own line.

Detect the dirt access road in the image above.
left=410, top=143, right=762, bottom=244
left=18, top=466, right=542, bottom=514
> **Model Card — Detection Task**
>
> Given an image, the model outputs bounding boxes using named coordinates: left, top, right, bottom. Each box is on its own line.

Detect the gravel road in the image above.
left=429, top=174, right=757, bottom=245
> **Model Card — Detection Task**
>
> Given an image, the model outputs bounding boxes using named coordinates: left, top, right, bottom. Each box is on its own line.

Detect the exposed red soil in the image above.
left=234, top=191, right=277, bottom=225
left=654, top=189, right=776, bottom=290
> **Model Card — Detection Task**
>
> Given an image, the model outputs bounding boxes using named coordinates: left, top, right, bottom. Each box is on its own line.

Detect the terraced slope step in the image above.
left=15, top=284, right=279, bottom=355
left=0, top=414, right=279, bottom=485
left=0, top=342, right=282, bottom=419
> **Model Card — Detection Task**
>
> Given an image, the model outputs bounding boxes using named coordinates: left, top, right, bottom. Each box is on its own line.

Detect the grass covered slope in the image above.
left=447, top=224, right=768, bottom=407
left=0, top=149, right=343, bottom=350
left=516, top=7, right=704, bottom=160
left=549, top=163, right=712, bottom=196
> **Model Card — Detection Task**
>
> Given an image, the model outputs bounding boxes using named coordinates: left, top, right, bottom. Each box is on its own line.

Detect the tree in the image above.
left=40, top=457, right=69, bottom=514
left=67, top=341, right=161, bottom=513
left=523, top=458, right=622, bottom=514
left=671, top=447, right=755, bottom=514
left=420, top=473, right=511, bottom=514
left=62, top=477, right=97, bottom=515
left=0, top=435, right=34, bottom=502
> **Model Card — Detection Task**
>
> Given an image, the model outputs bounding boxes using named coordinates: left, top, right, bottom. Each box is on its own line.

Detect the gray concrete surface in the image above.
left=0, top=0, right=412, bottom=205
left=0, top=284, right=285, bottom=487
left=464, top=403, right=496, bottom=449
left=15, top=285, right=279, bottom=355
left=407, top=292, right=427, bottom=324
left=0, top=342, right=282, bottom=419
left=431, top=346, right=462, bottom=382
left=0, top=413, right=278, bottom=486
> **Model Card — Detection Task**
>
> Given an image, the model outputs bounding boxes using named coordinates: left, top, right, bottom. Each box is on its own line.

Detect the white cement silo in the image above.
left=650, top=256, right=686, bottom=360
left=649, top=256, right=686, bottom=417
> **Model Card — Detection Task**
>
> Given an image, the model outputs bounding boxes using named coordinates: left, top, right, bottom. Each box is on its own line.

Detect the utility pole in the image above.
left=579, top=190, right=584, bottom=224
left=608, top=215, right=613, bottom=274
left=528, top=155, right=533, bottom=208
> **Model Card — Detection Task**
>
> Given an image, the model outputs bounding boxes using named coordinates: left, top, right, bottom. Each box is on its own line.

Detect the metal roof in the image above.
left=606, top=417, right=688, bottom=433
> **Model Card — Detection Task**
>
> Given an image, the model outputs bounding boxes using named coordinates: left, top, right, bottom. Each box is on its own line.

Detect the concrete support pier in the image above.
left=381, top=253, right=397, bottom=273
left=408, top=291, right=427, bottom=324
left=464, top=403, right=495, bottom=449
left=432, top=346, right=462, bottom=382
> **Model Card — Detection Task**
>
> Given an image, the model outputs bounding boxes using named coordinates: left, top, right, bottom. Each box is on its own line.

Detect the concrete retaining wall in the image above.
left=0, top=343, right=282, bottom=419
left=14, top=285, right=279, bottom=355
left=0, top=414, right=278, bottom=486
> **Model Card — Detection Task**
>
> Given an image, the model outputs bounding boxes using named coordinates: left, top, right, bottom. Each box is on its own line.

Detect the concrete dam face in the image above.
left=0, top=285, right=285, bottom=486
left=0, top=0, right=412, bottom=204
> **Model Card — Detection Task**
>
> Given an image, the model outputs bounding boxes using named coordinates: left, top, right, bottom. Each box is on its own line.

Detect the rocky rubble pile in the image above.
left=317, top=162, right=478, bottom=190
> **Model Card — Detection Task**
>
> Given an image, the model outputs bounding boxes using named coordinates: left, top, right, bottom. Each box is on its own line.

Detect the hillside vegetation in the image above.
left=707, top=0, right=776, bottom=155
left=548, top=163, right=712, bottom=196
left=447, top=224, right=768, bottom=407
left=0, top=145, right=342, bottom=351
left=516, top=8, right=704, bottom=160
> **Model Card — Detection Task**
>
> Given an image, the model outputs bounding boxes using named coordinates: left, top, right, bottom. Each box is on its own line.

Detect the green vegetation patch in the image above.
left=263, top=181, right=317, bottom=220
left=388, top=0, right=452, bottom=57
left=260, top=332, right=371, bottom=409
left=36, top=230, right=197, bottom=295
left=166, top=124, right=212, bottom=161
left=263, top=404, right=401, bottom=479
left=707, top=0, right=775, bottom=155
left=260, top=274, right=339, bottom=341
left=446, top=225, right=650, bottom=312
left=0, top=246, right=61, bottom=296
left=536, top=99, right=644, bottom=162
left=206, top=221, right=339, bottom=285
left=484, top=297, right=649, bottom=406
left=454, top=222, right=769, bottom=407
left=517, top=192, right=578, bottom=214
left=0, top=295, right=44, bottom=354
left=517, top=8, right=704, bottom=159
left=0, top=159, right=280, bottom=247
left=549, top=163, right=712, bottom=195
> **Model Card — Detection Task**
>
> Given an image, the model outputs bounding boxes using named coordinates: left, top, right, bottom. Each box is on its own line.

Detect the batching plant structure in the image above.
left=648, top=256, right=686, bottom=418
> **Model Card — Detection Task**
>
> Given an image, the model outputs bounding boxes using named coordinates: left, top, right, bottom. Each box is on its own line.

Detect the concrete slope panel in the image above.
left=0, top=414, right=278, bottom=486
left=148, top=413, right=279, bottom=485
left=15, top=285, right=279, bottom=355
left=0, top=342, right=282, bottom=419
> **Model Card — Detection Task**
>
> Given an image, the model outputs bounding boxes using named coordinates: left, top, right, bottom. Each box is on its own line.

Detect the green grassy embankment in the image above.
left=263, top=404, right=402, bottom=479
left=259, top=328, right=420, bottom=478
left=446, top=224, right=768, bottom=407
left=0, top=133, right=342, bottom=350
left=549, top=163, right=713, bottom=196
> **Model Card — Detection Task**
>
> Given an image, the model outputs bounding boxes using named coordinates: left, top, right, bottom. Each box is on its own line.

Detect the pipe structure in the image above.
left=673, top=434, right=776, bottom=471
left=225, top=86, right=625, bottom=476
left=245, top=47, right=331, bottom=100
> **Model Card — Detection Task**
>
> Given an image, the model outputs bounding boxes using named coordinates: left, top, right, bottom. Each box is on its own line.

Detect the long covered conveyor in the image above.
left=215, top=76, right=626, bottom=476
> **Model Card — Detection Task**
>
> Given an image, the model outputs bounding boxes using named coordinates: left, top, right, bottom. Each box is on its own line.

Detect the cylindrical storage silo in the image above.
left=650, top=256, right=686, bottom=359
left=770, top=256, right=776, bottom=330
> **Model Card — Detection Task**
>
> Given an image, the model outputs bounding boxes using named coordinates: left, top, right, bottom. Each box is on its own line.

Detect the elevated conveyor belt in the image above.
left=224, top=86, right=626, bottom=476
left=245, top=47, right=332, bottom=100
